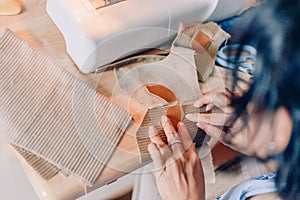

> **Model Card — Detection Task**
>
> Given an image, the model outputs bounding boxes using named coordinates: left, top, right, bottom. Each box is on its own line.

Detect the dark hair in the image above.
left=228, top=0, right=300, bottom=199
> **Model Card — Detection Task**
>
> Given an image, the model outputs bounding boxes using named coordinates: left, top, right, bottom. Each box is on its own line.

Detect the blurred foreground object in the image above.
left=0, top=0, right=22, bottom=16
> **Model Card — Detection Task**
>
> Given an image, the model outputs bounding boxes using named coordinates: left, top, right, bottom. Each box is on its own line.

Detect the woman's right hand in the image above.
left=148, top=116, right=205, bottom=200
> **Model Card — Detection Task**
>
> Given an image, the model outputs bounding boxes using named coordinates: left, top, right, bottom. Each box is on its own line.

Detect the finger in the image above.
left=196, top=122, right=224, bottom=140
left=193, top=92, right=232, bottom=113
left=169, top=138, right=185, bottom=159
left=193, top=93, right=213, bottom=108
left=205, top=103, right=214, bottom=112
left=161, top=116, right=185, bottom=156
left=193, top=92, right=229, bottom=107
left=185, top=113, right=230, bottom=126
left=177, top=122, right=193, bottom=151
left=149, top=126, right=172, bottom=164
left=149, top=125, right=165, bottom=147
left=165, top=156, right=182, bottom=173
left=148, top=143, right=163, bottom=169
left=161, top=116, right=178, bottom=143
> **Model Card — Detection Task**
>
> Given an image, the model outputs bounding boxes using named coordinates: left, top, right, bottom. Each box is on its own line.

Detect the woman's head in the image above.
left=228, top=0, right=300, bottom=198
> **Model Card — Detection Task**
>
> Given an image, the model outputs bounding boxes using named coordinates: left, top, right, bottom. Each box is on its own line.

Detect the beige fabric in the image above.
left=136, top=102, right=206, bottom=162
left=198, top=144, right=216, bottom=184
left=0, top=29, right=132, bottom=186
left=126, top=23, right=252, bottom=199
left=113, top=22, right=231, bottom=184
left=115, top=22, right=230, bottom=106
left=13, top=145, right=60, bottom=180
left=173, top=22, right=230, bottom=82
left=114, top=47, right=201, bottom=106
left=136, top=102, right=215, bottom=184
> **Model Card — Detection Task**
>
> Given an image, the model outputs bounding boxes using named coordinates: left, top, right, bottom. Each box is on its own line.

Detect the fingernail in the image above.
left=193, top=101, right=200, bottom=108
left=185, top=114, right=193, bottom=120
left=161, top=115, right=168, bottom=122
left=196, top=122, right=205, bottom=129
left=206, top=103, right=213, bottom=111
left=177, top=121, right=184, bottom=129
left=149, top=125, right=155, bottom=135
left=148, top=143, right=156, bottom=153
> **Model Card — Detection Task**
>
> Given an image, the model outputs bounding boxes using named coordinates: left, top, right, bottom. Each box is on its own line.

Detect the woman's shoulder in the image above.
left=215, top=172, right=277, bottom=200
left=246, top=192, right=281, bottom=200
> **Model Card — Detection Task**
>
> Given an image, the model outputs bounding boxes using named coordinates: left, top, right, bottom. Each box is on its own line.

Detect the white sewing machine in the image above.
left=46, top=0, right=219, bottom=73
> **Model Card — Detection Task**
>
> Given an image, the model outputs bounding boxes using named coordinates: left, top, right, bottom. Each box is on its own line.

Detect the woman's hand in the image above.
left=185, top=89, right=251, bottom=153
left=185, top=89, right=234, bottom=142
left=185, top=89, right=291, bottom=159
left=148, top=116, right=205, bottom=200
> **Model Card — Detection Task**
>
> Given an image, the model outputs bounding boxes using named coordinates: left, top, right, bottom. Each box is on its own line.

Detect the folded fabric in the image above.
left=114, top=22, right=230, bottom=184
left=0, top=29, right=132, bottom=186
left=173, top=22, right=230, bottom=82
left=115, top=22, right=230, bottom=107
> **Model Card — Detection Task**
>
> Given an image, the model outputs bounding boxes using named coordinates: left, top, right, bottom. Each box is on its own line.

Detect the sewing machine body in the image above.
left=46, top=0, right=218, bottom=73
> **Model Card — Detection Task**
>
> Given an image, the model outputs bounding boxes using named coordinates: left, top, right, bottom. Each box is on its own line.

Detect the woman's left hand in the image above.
left=148, top=116, right=205, bottom=200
